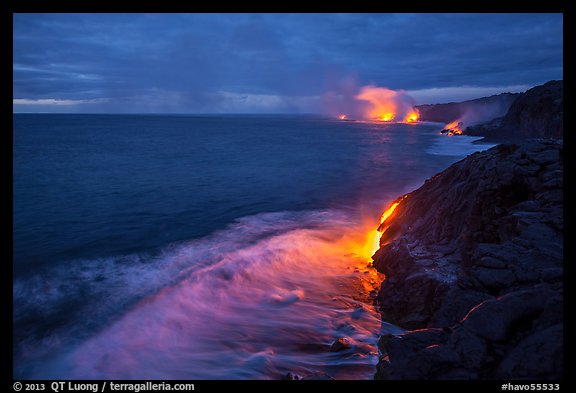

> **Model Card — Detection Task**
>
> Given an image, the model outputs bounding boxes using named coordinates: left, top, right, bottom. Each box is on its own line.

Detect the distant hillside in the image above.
left=416, top=92, right=520, bottom=123
left=466, top=80, right=563, bottom=141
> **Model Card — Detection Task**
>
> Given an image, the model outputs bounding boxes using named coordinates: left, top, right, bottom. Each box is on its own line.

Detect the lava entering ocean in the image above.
left=354, top=86, right=419, bottom=123
left=442, top=121, right=464, bottom=136
left=359, top=194, right=409, bottom=260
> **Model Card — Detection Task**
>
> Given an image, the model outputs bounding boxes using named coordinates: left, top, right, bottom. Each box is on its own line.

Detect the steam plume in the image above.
left=355, top=85, right=419, bottom=122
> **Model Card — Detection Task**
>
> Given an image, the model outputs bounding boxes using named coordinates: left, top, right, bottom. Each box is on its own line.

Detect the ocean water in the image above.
left=13, top=114, right=494, bottom=379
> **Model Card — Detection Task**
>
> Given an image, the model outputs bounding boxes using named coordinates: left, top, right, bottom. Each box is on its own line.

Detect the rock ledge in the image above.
left=373, top=140, right=563, bottom=380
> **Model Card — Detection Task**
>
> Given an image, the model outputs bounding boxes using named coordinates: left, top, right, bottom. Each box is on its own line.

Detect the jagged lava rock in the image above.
left=372, top=140, right=562, bottom=380
left=330, top=338, right=351, bottom=352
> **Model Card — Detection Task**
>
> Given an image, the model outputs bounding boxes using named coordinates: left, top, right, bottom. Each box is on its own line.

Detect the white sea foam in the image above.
left=427, top=132, right=497, bottom=157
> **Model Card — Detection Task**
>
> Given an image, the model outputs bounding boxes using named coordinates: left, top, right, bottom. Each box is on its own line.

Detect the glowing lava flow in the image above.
left=444, top=121, right=463, bottom=136
left=354, top=85, right=420, bottom=124
left=378, top=200, right=401, bottom=227
left=405, top=112, right=420, bottom=123
left=378, top=113, right=395, bottom=122
left=361, top=195, right=409, bottom=260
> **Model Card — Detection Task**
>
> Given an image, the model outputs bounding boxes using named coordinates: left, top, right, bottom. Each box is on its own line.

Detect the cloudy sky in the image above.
left=13, top=13, right=563, bottom=113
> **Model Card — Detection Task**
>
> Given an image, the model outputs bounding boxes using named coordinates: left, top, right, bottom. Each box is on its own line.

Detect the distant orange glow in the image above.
left=447, top=129, right=463, bottom=136
left=405, top=112, right=419, bottom=123
left=444, top=121, right=463, bottom=136
left=355, top=85, right=419, bottom=123
left=378, top=113, right=395, bottom=122
left=338, top=114, right=347, bottom=120
left=355, top=86, right=399, bottom=122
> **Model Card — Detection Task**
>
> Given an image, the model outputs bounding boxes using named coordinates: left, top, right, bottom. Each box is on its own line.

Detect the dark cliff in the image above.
left=416, top=93, right=520, bottom=123
left=466, top=80, right=563, bottom=141
left=372, top=141, right=563, bottom=380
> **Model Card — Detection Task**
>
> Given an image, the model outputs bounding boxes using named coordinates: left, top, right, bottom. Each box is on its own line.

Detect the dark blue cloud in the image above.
left=13, top=13, right=563, bottom=112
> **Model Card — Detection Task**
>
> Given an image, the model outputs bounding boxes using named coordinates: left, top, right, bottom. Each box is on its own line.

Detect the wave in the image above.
left=14, top=208, right=402, bottom=380
left=427, top=133, right=497, bottom=157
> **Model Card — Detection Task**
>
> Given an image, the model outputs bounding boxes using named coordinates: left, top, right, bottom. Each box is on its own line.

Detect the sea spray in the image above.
left=16, top=209, right=397, bottom=379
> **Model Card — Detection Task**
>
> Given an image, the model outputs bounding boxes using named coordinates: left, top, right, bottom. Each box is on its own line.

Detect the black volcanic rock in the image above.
left=330, top=337, right=351, bottom=352
left=372, top=140, right=562, bottom=380
left=495, top=324, right=563, bottom=379
left=466, top=80, right=563, bottom=141
left=416, top=93, right=519, bottom=123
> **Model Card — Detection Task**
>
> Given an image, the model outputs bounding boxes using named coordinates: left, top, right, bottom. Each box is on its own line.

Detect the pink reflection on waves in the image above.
left=57, top=211, right=394, bottom=379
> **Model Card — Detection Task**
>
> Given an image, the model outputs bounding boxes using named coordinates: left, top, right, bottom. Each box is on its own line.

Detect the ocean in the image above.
left=13, top=114, right=494, bottom=379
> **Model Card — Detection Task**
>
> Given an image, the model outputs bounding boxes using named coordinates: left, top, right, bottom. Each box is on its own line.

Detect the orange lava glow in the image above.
left=448, top=129, right=463, bottom=136
left=355, top=85, right=419, bottom=124
left=378, top=113, right=395, bottom=122
left=334, top=196, right=410, bottom=298
left=379, top=201, right=401, bottom=226
left=444, top=121, right=463, bottom=136
left=405, top=112, right=420, bottom=123
left=351, top=195, right=409, bottom=262
left=338, top=114, right=347, bottom=120
left=355, top=228, right=382, bottom=262
left=355, top=86, right=399, bottom=122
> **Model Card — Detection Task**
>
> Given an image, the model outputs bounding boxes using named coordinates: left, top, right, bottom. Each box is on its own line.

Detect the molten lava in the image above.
left=443, top=121, right=463, bottom=136
left=378, top=194, right=409, bottom=233
left=405, top=112, right=420, bottom=123
left=378, top=113, right=395, bottom=122
left=354, top=85, right=419, bottom=124
left=379, top=201, right=401, bottom=226
left=360, top=194, right=409, bottom=260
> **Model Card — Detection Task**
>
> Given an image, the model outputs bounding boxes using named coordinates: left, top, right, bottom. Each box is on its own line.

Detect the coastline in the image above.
left=15, top=118, right=501, bottom=380
left=368, top=139, right=563, bottom=379
left=13, top=115, right=561, bottom=380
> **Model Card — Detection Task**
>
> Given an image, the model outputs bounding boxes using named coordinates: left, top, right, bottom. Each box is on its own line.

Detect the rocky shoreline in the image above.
left=371, top=140, right=563, bottom=379
left=466, top=81, right=563, bottom=142
left=415, top=93, right=519, bottom=124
